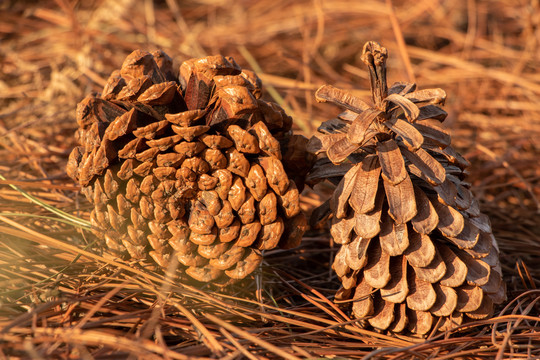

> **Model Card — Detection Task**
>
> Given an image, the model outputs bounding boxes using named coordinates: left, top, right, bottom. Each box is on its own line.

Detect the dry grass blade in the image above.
left=277, top=270, right=351, bottom=322
left=0, top=215, right=161, bottom=283
left=219, top=328, right=259, bottom=360
left=206, top=313, right=302, bottom=360
left=173, top=302, right=225, bottom=355
left=10, top=327, right=192, bottom=360
left=0, top=174, right=90, bottom=228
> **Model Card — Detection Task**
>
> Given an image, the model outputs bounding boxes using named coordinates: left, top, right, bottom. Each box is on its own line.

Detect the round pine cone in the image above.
left=67, top=50, right=308, bottom=283
left=307, top=42, right=505, bottom=335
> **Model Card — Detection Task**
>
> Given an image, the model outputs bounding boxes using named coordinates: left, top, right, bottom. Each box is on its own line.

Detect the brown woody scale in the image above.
left=67, top=50, right=308, bottom=283
left=307, top=42, right=505, bottom=335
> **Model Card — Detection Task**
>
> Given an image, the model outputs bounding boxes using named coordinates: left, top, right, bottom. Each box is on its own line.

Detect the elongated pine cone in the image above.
left=307, top=42, right=505, bottom=335
left=67, top=50, right=308, bottom=283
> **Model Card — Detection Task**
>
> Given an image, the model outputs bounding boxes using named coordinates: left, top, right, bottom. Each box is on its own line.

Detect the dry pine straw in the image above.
left=0, top=0, right=539, bottom=358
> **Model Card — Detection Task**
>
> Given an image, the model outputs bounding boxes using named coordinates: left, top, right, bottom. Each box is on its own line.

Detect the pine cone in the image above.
left=67, top=50, right=308, bottom=283
left=307, top=42, right=505, bottom=335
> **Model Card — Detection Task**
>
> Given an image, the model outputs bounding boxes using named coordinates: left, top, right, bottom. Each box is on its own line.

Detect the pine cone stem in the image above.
left=361, top=41, right=388, bottom=108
